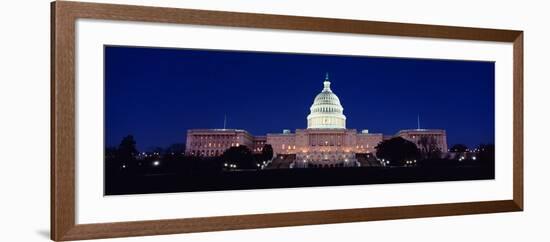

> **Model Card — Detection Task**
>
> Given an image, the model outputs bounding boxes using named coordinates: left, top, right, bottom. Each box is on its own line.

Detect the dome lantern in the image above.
left=323, top=72, right=331, bottom=91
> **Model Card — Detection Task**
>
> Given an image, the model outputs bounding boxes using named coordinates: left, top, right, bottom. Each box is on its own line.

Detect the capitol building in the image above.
left=185, top=74, right=448, bottom=168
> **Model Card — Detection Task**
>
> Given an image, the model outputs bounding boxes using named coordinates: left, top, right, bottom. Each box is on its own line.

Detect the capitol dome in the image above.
left=307, top=74, right=347, bottom=129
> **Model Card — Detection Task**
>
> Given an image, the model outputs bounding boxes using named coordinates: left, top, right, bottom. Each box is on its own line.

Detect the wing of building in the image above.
left=185, top=74, right=448, bottom=168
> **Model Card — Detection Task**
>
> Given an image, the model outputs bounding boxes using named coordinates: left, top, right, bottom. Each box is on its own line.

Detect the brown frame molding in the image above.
left=51, top=1, right=523, bottom=241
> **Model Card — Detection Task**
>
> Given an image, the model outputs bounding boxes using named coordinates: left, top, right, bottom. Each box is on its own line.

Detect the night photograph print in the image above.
left=104, top=46, right=495, bottom=195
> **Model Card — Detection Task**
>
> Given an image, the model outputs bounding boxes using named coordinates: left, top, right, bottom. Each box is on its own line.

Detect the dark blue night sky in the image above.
left=105, top=46, right=495, bottom=151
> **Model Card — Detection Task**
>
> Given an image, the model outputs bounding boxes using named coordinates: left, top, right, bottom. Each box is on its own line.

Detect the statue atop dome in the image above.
left=323, top=72, right=331, bottom=91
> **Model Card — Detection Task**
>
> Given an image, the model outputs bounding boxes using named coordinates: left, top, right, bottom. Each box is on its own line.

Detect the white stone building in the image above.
left=185, top=74, right=448, bottom=168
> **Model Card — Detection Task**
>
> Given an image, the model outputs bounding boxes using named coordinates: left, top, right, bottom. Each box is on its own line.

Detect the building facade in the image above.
left=185, top=74, right=448, bottom=167
left=185, top=129, right=254, bottom=157
left=397, top=129, right=448, bottom=153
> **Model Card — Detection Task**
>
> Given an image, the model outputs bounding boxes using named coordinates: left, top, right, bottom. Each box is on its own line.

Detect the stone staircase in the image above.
left=265, top=154, right=296, bottom=169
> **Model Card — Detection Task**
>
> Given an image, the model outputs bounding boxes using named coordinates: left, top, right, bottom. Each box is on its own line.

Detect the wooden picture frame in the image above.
left=51, top=1, right=523, bottom=241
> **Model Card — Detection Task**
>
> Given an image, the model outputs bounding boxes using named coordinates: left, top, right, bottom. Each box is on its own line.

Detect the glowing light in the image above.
left=472, top=156, right=477, bottom=160
left=153, top=161, right=160, bottom=166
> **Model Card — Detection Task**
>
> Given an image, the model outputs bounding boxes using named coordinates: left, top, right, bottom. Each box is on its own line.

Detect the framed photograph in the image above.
left=51, top=1, right=523, bottom=241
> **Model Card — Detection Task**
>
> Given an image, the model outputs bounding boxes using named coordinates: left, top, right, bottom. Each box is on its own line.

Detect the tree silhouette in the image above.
left=375, top=137, right=420, bottom=166
left=104, top=146, right=120, bottom=174
left=165, top=143, right=186, bottom=154
left=117, top=135, right=138, bottom=169
left=261, top=144, right=274, bottom=162
left=476, top=144, right=495, bottom=168
left=105, top=146, right=117, bottom=162
left=151, top=146, right=164, bottom=155
left=222, top=145, right=256, bottom=169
